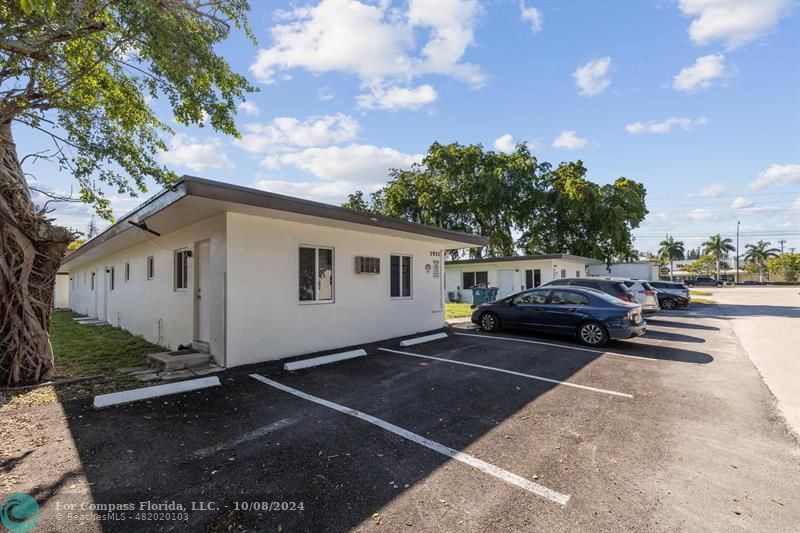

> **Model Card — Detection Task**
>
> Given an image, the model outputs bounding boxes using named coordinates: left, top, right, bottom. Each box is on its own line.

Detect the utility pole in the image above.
left=735, top=221, right=740, bottom=285
left=778, top=239, right=786, bottom=253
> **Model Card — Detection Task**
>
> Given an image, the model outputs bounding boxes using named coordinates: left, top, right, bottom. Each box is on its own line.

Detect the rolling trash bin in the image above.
left=470, top=286, right=489, bottom=307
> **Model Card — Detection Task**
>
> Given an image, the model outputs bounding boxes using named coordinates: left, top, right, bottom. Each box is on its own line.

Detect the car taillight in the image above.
left=617, top=294, right=632, bottom=302
left=640, top=290, right=655, bottom=295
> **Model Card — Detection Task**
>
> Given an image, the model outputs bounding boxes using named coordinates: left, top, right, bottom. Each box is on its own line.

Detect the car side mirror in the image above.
left=506, top=300, right=515, bottom=306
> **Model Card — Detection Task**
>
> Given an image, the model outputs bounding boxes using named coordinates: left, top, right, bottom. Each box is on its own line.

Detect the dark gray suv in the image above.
left=542, top=278, right=636, bottom=303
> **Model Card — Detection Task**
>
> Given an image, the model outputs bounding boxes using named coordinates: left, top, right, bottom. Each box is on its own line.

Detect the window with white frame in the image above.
left=125, top=262, right=130, bottom=282
left=390, top=254, right=412, bottom=298
left=174, top=249, right=190, bottom=290
left=299, top=246, right=334, bottom=302
left=462, top=271, right=488, bottom=289
left=91, top=272, right=95, bottom=291
left=561, top=268, right=566, bottom=278
left=576, top=270, right=581, bottom=278
left=109, top=266, right=115, bottom=290
left=146, top=256, right=154, bottom=280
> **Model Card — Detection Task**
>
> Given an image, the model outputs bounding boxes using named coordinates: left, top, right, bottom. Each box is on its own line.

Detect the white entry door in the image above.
left=194, top=240, right=211, bottom=343
left=498, top=269, right=515, bottom=298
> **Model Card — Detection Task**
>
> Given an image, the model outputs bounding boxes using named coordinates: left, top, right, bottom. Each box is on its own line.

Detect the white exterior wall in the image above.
left=444, top=258, right=591, bottom=304
left=225, top=212, right=445, bottom=366
left=66, top=214, right=227, bottom=363
left=53, top=273, right=70, bottom=308
left=588, top=262, right=659, bottom=281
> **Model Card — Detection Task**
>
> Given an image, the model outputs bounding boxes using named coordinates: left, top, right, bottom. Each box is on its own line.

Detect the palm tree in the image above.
left=658, top=236, right=685, bottom=281
left=744, top=240, right=780, bottom=283
left=702, top=233, right=735, bottom=280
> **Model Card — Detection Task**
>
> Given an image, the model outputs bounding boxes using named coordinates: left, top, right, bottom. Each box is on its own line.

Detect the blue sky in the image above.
left=20, top=0, right=800, bottom=255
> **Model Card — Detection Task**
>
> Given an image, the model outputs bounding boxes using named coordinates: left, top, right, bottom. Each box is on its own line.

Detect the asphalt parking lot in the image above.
left=5, top=311, right=800, bottom=532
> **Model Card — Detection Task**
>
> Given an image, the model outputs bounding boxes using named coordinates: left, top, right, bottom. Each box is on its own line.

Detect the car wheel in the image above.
left=479, top=312, right=500, bottom=332
left=686, top=283, right=694, bottom=288
left=578, top=321, right=608, bottom=347
left=661, top=298, right=676, bottom=310
left=716, top=283, right=723, bottom=287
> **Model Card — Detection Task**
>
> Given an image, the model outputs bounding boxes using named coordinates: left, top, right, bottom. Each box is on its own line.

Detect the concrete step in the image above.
left=192, top=341, right=210, bottom=353
left=147, top=351, right=212, bottom=372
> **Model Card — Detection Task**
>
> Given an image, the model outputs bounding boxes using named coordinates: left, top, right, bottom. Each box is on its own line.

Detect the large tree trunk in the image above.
left=0, top=121, right=73, bottom=386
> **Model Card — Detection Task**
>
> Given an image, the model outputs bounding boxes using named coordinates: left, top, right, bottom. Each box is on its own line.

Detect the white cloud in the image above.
left=356, top=84, right=438, bottom=111
left=679, top=0, right=793, bottom=49
left=552, top=130, right=588, bottom=150
left=520, top=1, right=542, bottom=32
left=673, top=54, right=729, bottom=93
left=749, top=163, right=800, bottom=190
left=261, top=143, right=423, bottom=183
left=730, top=196, right=753, bottom=209
left=494, top=134, right=516, bottom=153
left=159, top=134, right=234, bottom=172
left=700, top=183, right=726, bottom=197
left=236, top=113, right=359, bottom=153
left=573, top=57, right=612, bottom=96
left=318, top=86, right=335, bottom=101
left=250, top=0, right=485, bottom=97
left=253, top=178, right=382, bottom=204
left=238, top=101, right=260, bottom=116
left=687, top=208, right=716, bottom=221
left=625, top=116, right=708, bottom=134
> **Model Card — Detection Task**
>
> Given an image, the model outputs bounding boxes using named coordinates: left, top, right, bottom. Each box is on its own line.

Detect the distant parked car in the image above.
left=686, top=276, right=723, bottom=288
left=739, top=280, right=763, bottom=286
left=650, top=281, right=690, bottom=300
left=541, top=277, right=636, bottom=303
left=654, top=290, right=689, bottom=310
left=620, top=280, right=661, bottom=314
left=471, top=286, right=646, bottom=347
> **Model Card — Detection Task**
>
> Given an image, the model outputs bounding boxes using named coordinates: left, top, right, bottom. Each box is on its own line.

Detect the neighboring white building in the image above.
left=62, top=176, right=486, bottom=368
left=588, top=261, right=660, bottom=281
left=444, top=254, right=602, bottom=304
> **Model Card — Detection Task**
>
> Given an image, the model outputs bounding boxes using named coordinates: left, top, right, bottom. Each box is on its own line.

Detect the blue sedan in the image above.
left=470, top=286, right=646, bottom=347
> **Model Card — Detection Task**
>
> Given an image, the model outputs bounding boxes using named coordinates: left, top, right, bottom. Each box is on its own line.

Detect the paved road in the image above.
left=696, top=286, right=800, bottom=437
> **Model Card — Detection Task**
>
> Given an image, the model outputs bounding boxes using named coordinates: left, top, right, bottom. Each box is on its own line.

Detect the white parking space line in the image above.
left=249, top=373, right=570, bottom=505
left=379, top=348, right=633, bottom=399
left=190, top=417, right=301, bottom=460
left=454, top=332, right=657, bottom=362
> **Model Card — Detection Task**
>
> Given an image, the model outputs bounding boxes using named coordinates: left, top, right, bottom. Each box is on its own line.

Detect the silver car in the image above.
left=649, top=281, right=690, bottom=300
left=620, top=279, right=661, bottom=314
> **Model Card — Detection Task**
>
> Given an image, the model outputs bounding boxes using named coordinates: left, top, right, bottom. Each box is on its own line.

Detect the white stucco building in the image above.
left=62, top=176, right=486, bottom=367
left=444, top=254, right=602, bottom=304
left=588, top=261, right=660, bottom=281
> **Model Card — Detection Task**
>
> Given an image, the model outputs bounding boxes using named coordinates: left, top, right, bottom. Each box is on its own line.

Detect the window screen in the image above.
left=299, top=247, right=334, bottom=302
left=175, top=250, right=189, bottom=290
left=390, top=255, right=412, bottom=297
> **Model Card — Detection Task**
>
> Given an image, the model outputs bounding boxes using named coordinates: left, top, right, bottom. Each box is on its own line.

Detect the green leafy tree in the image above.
left=685, top=254, right=725, bottom=277
left=1, top=0, right=255, bottom=385
left=744, top=240, right=780, bottom=283
left=353, top=141, right=542, bottom=258
left=767, top=253, right=800, bottom=283
left=702, top=234, right=735, bottom=280
left=516, top=161, right=647, bottom=264
left=342, top=190, right=370, bottom=212
left=658, top=235, right=685, bottom=281
left=347, top=143, right=648, bottom=264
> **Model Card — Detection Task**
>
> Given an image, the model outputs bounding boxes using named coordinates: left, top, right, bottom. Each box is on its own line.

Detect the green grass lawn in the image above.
left=445, top=303, right=473, bottom=319
left=1, top=310, right=166, bottom=410
left=689, top=290, right=715, bottom=304
left=50, top=310, right=165, bottom=378
left=690, top=290, right=713, bottom=297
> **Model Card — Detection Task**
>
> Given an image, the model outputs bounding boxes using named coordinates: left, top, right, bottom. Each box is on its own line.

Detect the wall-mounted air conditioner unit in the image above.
left=355, top=256, right=380, bottom=274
